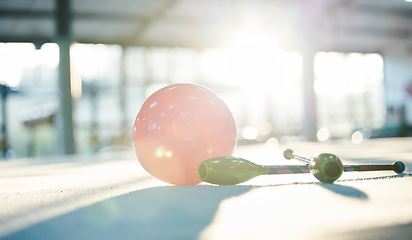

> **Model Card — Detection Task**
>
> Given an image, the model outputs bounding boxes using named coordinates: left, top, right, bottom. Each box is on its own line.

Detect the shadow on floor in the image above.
left=325, top=221, right=412, bottom=240
left=2, top=185, right=252, bottom=240
left=321, top=184, right=368, bottom=199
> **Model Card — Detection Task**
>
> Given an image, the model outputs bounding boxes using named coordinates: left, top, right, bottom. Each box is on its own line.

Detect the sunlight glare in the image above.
left=242, top=126, right=259, bottom=140
left=199, top=27, right=303, bottom=136
left=351, top=131, right=363, bottom=144
left=317, top=128, right=330, bottom=142
left=226, top=28, right=280, bottom=92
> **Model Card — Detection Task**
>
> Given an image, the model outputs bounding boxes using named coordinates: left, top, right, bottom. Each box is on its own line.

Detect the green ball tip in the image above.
left=283, top=149, right=294, bottom=160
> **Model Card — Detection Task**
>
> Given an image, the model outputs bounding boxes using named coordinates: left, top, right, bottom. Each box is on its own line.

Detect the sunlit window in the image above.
left=0, top=43, right=59, bottom=89
left=126, top=31, right=305, bottom=141
left=314, top=52, right=385, bottom=139
left=71, top=43, right=122, bottom=84
left=0, top=41, right=389, bottom=158
left=0, top=42, right=59, bottom=157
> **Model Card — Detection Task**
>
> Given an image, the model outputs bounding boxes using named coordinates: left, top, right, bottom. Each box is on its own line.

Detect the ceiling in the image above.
left=0, top=0, right=412, bottom=53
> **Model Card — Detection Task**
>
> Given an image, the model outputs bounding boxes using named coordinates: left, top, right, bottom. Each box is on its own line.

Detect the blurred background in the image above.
left=0, top=0, right=412, bottom=159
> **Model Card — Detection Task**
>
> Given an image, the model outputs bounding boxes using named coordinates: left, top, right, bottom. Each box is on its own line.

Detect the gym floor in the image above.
left=1, top=137, right=411, bottom=239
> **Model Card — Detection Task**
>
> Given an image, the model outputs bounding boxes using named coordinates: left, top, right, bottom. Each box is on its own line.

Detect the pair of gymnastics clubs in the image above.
left=198, top=149, right=405, bottom=185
